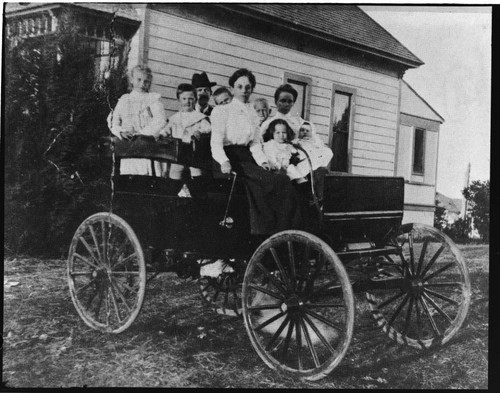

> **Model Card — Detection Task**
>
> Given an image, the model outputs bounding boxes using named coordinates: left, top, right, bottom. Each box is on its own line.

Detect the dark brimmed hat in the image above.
left=191, top=72, right=217, bottom=88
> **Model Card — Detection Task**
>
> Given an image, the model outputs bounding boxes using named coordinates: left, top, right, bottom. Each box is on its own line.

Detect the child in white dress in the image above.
left=160, top=83, right=211, bottom=196
left=108, top=65, right=167, bottom=176
left=296, top=121, right=333, bottom=170
left=262, top=119, right=308, bottom=184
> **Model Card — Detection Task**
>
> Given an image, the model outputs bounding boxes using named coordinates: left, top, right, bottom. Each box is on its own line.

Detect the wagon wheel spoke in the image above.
left=255, top=262, right=288, bottom=295
left=287, top=241, right=297, bottom=290
left=420, top=244, right=445, bottom=278
left=281, top=319, right=295, bottom=359
left=402, top=297, right=414, bottom=336
left=300, top=318, right=321, bottom=368
left=269, top=247, right=291, bottom=292
left=388, top=294, right=410, bottom=326
left=416, top=239, right=429, bottom=276
left=419, top=297, right=441, bottom=337
left=295, top=318, right=303, bottom=371
left=265, top=314, right=290, bottom=351
left=88, top=224, right=104, bottom=264
left=408, top=232, right=416, bottom=275
left=422, top=292, right=453, bottom=323
left=423, top=262, right=454, bottom=282
left=79, top=236, right=104, bottom=269
left=423, top=288, right=459, bottom=306
left=302, top=313, right=336, bottom=354
left=108, top=284, right=122, bottom=324
left=304, top=308, right=345, bottom=333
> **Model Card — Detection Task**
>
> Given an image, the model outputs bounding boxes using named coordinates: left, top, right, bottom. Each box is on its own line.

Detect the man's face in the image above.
left=196, top=86, right=211, bottom=107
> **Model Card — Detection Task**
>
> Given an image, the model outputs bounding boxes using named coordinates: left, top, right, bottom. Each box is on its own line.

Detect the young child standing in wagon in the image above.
left=109, top=65, right=167, bottom=175
left=160, top=83, right=211, bottom=196
left=262, top=119, right=308, bottom=184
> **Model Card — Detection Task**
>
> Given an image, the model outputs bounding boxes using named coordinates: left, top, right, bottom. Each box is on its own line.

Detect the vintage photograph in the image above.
left=3, top=2, right=490, bottom=388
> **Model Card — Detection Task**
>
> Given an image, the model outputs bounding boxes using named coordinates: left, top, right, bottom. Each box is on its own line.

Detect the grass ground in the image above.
left=2, top=244, right=488, bottom=388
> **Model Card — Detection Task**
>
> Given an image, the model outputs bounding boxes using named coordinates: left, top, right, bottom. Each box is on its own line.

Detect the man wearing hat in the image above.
left=192, top=72, right=217, bottom=117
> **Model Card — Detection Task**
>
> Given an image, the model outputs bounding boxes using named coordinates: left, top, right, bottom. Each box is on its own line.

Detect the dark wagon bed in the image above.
left=67, top=136, right=471, bottom=381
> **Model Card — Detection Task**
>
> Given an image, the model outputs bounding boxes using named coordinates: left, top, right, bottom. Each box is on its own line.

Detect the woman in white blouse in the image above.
left=210, top=68, right=303, bottom=236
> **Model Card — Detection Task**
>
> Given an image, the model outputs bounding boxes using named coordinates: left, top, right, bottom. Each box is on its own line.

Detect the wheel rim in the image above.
left=366, top=223, right=471, bottom=348
left=67, top=212, right=146, bottom=333
left=243, top=230, right=354, bottom=381
left=198, top=259, right=245, bottom=317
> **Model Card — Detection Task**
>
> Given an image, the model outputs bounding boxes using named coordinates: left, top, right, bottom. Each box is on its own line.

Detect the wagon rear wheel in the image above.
left=242, top=231, right=354, bottom=381
left=366, top=223, right=471, bottom=348
left=67, top=212, right=146, bottom=333
left=198, top=259, right=246, bottom=317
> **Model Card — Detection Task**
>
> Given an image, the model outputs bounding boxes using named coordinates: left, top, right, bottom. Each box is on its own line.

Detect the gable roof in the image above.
left=224, top=4, right=423, bottom=68
left=401, top=80, right=445, bottom=123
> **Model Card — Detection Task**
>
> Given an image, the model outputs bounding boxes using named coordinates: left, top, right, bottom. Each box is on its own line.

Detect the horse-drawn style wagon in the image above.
left=67, top=135, right=471, bottom=380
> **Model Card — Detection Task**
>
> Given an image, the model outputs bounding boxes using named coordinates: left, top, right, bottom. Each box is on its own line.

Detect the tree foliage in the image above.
left=433, top=199, right=447, bottom=231
left=463, top=180, right=490, bottom=242
left=4, top=9, right=128, bottom=256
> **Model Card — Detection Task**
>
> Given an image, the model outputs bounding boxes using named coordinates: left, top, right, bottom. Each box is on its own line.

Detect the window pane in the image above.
left=330, top=92, right=351, bottom=172
left=413, top=128, right=425, bottom=174
left=287, top=80, right=306, bottom=118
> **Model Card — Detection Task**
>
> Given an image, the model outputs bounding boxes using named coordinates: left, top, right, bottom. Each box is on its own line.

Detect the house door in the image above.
left=330, top=91, right=353, bottom=172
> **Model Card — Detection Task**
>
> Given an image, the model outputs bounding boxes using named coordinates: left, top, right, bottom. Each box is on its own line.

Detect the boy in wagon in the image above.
left=160, top=83, right=211, bottom=197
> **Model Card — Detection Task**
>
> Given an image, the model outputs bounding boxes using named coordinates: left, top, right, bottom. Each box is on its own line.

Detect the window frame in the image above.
left=283, top=72, right=312, bottom=120
left=411, top=127, right=426, bottom=176
left=329, top=83, right=356, bottom=173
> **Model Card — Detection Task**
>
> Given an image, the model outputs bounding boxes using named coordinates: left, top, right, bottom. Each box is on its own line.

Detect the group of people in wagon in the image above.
left=108, top=65, right=333, bottom=241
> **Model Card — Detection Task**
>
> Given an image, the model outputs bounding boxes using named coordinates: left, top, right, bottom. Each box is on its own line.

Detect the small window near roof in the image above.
left=412, top=128, right=425, bottom=174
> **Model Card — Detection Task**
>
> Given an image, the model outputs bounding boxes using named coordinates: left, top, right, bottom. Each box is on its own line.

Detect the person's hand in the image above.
left=120, top=130, right=136, bottom=140
left=261, top=161, right=271, bottom=170
left=192, top=130, right=201, bottom=140
left=221, top=160, right=232, bottom=174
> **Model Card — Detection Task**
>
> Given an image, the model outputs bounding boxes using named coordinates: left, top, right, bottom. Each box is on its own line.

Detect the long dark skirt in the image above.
left=223, top=145, right=304, bottom=236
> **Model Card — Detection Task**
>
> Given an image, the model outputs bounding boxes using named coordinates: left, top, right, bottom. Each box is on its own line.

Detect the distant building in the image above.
left=6, top=3, right=445, bottom=226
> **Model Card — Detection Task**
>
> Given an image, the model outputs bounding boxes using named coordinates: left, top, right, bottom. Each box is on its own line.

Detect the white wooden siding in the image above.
left=404, top=183, right=435, bottom=206
left=140, top=10, right=401, bottom=175
left=402, top=210, right=434, bottom=226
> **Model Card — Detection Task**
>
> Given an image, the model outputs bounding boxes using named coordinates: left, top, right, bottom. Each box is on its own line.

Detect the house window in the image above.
left=284, top=72, right=312, bottom=120
left=413, top=127, right=425, bottom=174
left=329, top=84, right=356, bottom=172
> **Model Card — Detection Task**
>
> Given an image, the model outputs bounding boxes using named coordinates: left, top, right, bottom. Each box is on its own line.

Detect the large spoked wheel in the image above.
left=366, top=223, right=471, bottom=349
left=242, top=231, right=354, bottom=381
left=67, top=212, right=146, bottom=333
left=198, top=259, right=246, bottom=317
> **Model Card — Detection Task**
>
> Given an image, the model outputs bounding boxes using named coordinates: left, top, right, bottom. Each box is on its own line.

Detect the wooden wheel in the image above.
left=67, top=212, right=146, bottom=333
left=366, top=223, right=471, bottom=349
left=242, top=231, right=354, bottom=381
left=198, top=259, right=246, bottom=317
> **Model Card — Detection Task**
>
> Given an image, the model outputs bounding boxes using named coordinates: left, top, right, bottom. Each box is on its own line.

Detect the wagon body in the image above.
left=67, top=136, right=471, bottom=381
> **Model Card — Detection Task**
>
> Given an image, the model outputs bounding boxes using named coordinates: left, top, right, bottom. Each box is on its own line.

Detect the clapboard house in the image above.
left=5, top=3, right=444, bottom=225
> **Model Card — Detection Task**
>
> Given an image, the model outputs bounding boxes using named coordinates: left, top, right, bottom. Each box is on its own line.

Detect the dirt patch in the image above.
left=2, top=245, right=488, bottom=388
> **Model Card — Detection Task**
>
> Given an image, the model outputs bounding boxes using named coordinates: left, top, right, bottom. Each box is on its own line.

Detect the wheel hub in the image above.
left=409, top=278, right=424, bottom=297
left=281, top=296, right=302, bottom=314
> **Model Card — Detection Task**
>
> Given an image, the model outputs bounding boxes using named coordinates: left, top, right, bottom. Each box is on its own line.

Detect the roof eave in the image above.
left=403, top=80, right=445, bottom=123
left=220, top=4, right=423, bottom=70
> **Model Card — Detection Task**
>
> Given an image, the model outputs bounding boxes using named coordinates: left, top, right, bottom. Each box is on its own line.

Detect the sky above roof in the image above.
left=362, top=5, right=491, bottom=199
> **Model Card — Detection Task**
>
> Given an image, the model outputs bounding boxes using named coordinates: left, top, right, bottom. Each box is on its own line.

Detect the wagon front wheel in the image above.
left=366, top=223, right=471, bottom=348
left=67, top=212, right=146, bottom=333
left=242, top=231, right=354, bottom=381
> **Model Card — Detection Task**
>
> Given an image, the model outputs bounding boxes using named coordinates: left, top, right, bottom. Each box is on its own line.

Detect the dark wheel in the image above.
left=366, top=223, right=471, bottom=349
left=242, top=230, right=354, bottom=381
left=198, top=259, right=246, bottom=317
left=67, top=212, right=146, bottom=333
